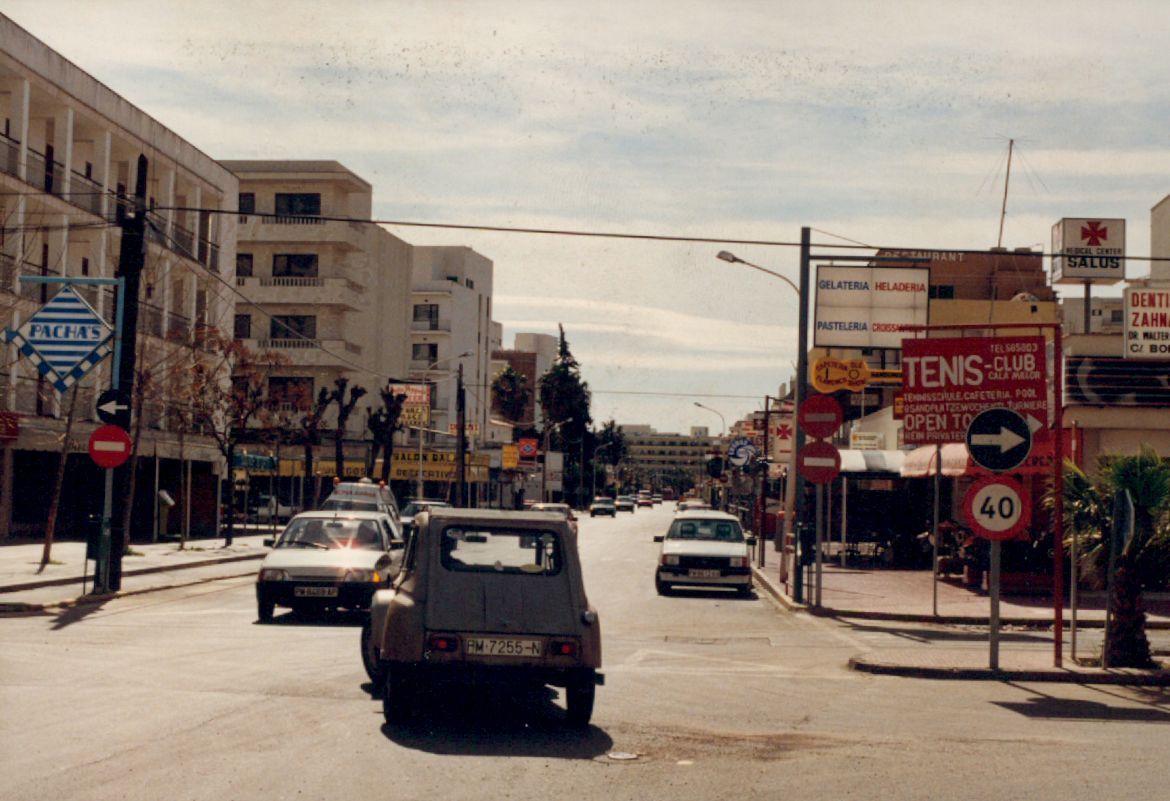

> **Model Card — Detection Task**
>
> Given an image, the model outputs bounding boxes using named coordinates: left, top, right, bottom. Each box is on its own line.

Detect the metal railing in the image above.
left=260, top=214, right=324, bottom=225
left=172, top=223, right=195, bottom=258
left=66, top=172, right=104, bottom=216
left=261, top=276, right=324, bottom=287
left=0, top=134, right=19, bottom=179
left=258, top=338, right=319, bottom=349
left=24, top=148, right=46, bottom=191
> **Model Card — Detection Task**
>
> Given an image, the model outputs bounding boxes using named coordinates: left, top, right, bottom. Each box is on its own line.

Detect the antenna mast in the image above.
left=996, top=138, right=1014, bottom=248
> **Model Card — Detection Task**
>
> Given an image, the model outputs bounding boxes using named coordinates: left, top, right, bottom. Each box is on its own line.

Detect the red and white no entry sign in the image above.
left=797, top=394, right=843, bottom=440
left=88, top=424, right=132, bottom=469
left=797, top=440, right=841, bottom=485
left=963, top=476, right=1030, bottom=541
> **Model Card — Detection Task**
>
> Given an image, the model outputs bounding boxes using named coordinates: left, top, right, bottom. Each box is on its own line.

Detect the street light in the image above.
left=717, top=247, right=807, bottom=594
left=414, top=351, right=471, bottom=500
left=693, top=401, right=726, bottom=437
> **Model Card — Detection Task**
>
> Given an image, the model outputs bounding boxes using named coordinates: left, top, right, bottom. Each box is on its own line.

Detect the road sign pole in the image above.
left=990, top=539, right=1001, bottom=669
left=814, top=482, right=824, bottom=607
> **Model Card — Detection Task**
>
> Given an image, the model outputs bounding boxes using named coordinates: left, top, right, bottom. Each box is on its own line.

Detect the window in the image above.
left=441, top=527, right=561, bottom=575
left=272, top=254, right=318, bottom=278
left=413, top=303, right=440, bottom=329
left=928, top=285, right=955, bottom=300
left=238, top=193, right=255, bottom=214
left=233, top=314, right=251, bottom=340
left=236, top=253, right=253, bottom=277
left=271, top=315, right=316, bottom=340
left=1110, top=309, right=1124, bottom=323
left=412, top=343, right=438, bottom=363
left=268, top=376, right=313, bottom=409
left=274, top=193, right=320, bottom=217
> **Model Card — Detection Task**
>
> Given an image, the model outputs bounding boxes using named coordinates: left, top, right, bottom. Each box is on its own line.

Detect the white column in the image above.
left=94, top=130, right=112, bottom=217
left=9, top=79, right=29, bottom=181
left=53, top=107, right=73, bottom=195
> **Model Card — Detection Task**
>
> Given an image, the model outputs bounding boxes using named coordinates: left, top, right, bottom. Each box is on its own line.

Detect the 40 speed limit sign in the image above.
left=963, top=476, right=1031, bottom=541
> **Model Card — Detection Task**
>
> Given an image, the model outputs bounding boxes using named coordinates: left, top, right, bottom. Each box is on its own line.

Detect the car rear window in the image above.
left=667, top=519, right=744, bottom=542
left=440, top=527, right=562, bottom=575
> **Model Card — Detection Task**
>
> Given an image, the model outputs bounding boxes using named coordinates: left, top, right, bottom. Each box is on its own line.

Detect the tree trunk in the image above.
left=120, top=373, right=148, bottom=556
left=39, top=385, right=80, bottom=572
left=224, top=443, right=236, bottom=546
left=380, top=435, right=395, bottom=485
left=178, top=424, right=187, bottom=551
left=303, top=442, right=315, bottom=510
left=1106, top=560, right=1153, bottom=667
left=334, top=427, right=345, bottom=480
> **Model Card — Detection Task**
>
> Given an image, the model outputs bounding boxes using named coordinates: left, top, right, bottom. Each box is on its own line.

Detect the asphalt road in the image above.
left=4, top=505, right=1170, bottom=800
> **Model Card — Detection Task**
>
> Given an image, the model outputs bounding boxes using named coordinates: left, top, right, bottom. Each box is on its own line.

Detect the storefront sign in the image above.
left=389, top=383, right=431, bottom=426
left=811, top=357, right=869, bottom=393
left=901, top=336, right=1048, bottom=445
left=1124, top=287, right=1170, bottom=359
left=814, top=266, right=929, bottom=348
left=1051, top=217, right=1126, bottom=284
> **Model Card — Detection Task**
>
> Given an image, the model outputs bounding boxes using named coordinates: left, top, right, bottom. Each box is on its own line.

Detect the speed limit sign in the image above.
left=963, top=476, right=1031, bottom=541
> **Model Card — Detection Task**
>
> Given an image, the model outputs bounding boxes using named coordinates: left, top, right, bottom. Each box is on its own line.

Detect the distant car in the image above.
left=654, top=511, right=756, bottom=596
left=652, top=494, right=663, bottom=505
left=321, top=478, right=402, bottom=524
left=615, top=496, right=636, bottom=513
left=530, top=502, right=579, bottom=534
left=255, top=510, right=406, bottom=621
left=589, top=497, right=616, bottom=517
left=636, top=495, right=653, bottom=508
left=401, top=500, right=451, bottom=534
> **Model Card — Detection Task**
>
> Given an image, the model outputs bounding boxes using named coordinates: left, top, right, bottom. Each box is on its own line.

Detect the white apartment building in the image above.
left=0, top=14, right=237, bottom=538
left=410, top=246, right=495, bottom=445
left=620, top=424, right=717, bottom=487
left=222, top=161, right=412, bottom=457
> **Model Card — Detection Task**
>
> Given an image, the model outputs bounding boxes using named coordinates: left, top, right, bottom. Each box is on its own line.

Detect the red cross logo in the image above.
left=1081, top=221, right=1108, bottom=247
left=774, top=423, right=793, bottom=440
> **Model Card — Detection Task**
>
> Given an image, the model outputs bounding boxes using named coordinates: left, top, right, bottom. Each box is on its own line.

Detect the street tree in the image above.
left=538, top=325, right=592, bottom=501
left=298, top=386, right=332, bottom=508
left=38, top=385, right=81, bottom=572
left=1056, top=449, right=1170, bottom=667
left=330, top=377, right=367, bottom=480
left=491, top=364, right=530, bottom=426
left=189, top=328, right=285, bottom=546
left=367, top=384, right=407, bottom=484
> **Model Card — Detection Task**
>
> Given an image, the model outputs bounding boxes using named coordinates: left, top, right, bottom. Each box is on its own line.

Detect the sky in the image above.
left=7, top=0, right=1170, bottom=433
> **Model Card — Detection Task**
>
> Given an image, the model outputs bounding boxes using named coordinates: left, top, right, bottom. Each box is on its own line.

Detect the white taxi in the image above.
left=654, top=511, right=756, bottom=596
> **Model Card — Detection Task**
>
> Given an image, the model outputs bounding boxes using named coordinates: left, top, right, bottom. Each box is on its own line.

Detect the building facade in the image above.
left=0, top=15, right=238, bottom=538
left=619, top=424, right=716, bottom=489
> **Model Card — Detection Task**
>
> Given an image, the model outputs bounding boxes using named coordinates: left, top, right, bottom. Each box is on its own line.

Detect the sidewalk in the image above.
left=751, top=546, right=1170, bottom=685
left=0, top=530, right=272, bottom=613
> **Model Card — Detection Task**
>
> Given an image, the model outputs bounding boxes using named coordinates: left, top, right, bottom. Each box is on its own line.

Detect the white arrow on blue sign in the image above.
left=4, top=286, right=114, bottom=393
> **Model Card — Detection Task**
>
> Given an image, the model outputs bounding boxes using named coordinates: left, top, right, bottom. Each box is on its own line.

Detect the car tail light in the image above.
left=427, top=634, right=460, bottom=652
left=549, top=640, right=578, bottom=657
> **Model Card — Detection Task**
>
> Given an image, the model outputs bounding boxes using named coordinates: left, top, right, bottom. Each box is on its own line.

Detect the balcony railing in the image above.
left=167, top=311, right=191, bottom=341
left=66, top=172, right=104, bottom=216
left=259, top=214, right=324, bottom=225
left=140, top=303, right=164, bottom=337
left=262, top=276, right=324, bottom=288
left=172, top=223, right=195, bottom=258
left=0, top=134, right=19, bottom=179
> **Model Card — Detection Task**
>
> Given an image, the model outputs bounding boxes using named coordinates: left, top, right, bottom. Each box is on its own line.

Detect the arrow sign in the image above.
left=96, top=388, right=131, bottom=426
left=970, top=426, right=1026, bottom=453
left=965, top=407, right=1033, bottom=473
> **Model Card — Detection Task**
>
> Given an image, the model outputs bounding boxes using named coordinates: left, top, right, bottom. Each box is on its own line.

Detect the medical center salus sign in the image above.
left=4, top=286, right=114, bottom=393
left=901, top=336, right=1047, bottom=446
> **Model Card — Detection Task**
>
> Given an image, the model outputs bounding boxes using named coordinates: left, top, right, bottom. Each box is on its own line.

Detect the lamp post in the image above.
left=692, top=401, right=726, bottom=436
left=414, top=351, right=471, bottom=500
left=717, top=247, right=806, bottom=594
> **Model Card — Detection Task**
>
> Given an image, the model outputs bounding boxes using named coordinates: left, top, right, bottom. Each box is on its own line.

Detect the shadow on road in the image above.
left=51, top=598, right=110, bottom=630
left=839, top=620, right=1050, bottom=645
left=377, top=683, right=613, bottom=759
left=660, top=587, right=757, bottom=601
left=996, top=682, right=1170, bottom=722
left=255, top=608, right=366, bottom=628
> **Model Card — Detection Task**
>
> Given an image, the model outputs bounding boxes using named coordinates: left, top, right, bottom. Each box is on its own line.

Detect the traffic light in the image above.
left=706, top=457, right=724, bottom=478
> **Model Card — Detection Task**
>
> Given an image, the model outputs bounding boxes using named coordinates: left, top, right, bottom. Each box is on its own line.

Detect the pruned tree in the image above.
left=330, top=377, right=367, bottom=480
left=367, top=385, right=407, bottom=484
left=298, top=387, right=332, bottom=509
left=189, top=328, right=284, bottom=546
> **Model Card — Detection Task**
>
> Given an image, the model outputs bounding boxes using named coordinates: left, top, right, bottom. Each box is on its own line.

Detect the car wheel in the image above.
left=257, top=594, right=274, bottom=623
left=655, top=577, right=671, bottom=596
left=737, top=584, right=754, bottom=598
left=382, top=664, right=415, bottom=724
left=565, top=672, right=596, bottom=726
left=360, top=618, right=386, bottom=685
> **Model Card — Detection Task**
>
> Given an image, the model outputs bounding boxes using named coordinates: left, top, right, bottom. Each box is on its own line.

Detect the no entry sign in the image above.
left=797, top=440, right=841, bottom=484
left=88, top=424, right=132, bottom=469
left=901, top=336, right=1047, bottom=445
left=798, top=394, right=843, bottom=440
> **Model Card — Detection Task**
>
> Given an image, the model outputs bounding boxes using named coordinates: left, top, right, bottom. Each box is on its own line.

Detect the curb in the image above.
left=848, top=655, right=1170, bottom=685
left=0, top=551, right=266, bottom=594
left=0, top=568, right=260, bottom=616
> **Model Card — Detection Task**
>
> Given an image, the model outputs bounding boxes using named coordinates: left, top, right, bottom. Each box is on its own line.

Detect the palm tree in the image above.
left=1056, top=448, right=1170, bottom=667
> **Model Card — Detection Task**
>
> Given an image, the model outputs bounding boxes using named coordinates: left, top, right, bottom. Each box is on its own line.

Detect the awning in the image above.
left=838, top=449, right=905, bottom=474
left=900, top=444, right=970, bottom=478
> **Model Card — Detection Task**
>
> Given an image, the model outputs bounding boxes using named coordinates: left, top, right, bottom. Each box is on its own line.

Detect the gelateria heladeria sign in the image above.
left=814, top=266, right=929, bottom=349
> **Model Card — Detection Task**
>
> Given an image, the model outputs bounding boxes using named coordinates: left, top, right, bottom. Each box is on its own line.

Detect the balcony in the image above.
left=245, top=337, right=365, bottom=367
left=234, top=275, right=365, bottom=310
left=410, top=319, right=451, bottom=333
left=236, top=213, right=364, bottom=252
left=1, top=134, right=19, bottom=179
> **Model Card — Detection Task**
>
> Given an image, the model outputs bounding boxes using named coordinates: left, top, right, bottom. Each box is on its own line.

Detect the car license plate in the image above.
left=688, top=569, right=720, bottom=578
left=294, top=586, right=338, bottom=597
left=464, top=637, right=543, bottom=658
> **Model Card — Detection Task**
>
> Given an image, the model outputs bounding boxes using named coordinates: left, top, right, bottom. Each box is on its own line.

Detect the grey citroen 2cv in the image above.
left=361, top=508, right=603, bottom=726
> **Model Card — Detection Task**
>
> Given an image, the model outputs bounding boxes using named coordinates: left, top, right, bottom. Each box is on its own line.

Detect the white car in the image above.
left=255, top=510, right=405, bottom=621
left=321, top=478, right=402, bottom=524
left=654, top=511, right=756, bottom=596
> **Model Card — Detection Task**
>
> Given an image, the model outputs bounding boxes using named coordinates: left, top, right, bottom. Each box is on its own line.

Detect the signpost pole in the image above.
left=814, top=483, right=824, bottom=607
left=932, top=444, right=940, bottom=618
left=989, top=539, right=1001, bottom=669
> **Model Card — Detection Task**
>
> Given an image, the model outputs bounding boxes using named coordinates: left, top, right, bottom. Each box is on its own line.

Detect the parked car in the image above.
left=361, top=508, right=603, bottom=726
left=615, top=495, right=636, bottom=513
left=401, top=499, right=451, bottom=534
left=253, top=495, right=297, bottom=523
left=530, top=502, right=579, bottom=535
left=654, top=510, right=756, bottom=596
left=255, top=510, right=405, bottom=621
left=321, top=478, right=402, bottom=524
left=589, top=497, right=616, bottom=517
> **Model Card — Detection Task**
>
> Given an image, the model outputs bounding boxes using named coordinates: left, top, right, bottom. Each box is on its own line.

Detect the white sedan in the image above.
left=255, top=511, right=404, bottom=621
left=654, top=511, right=756, bottom=596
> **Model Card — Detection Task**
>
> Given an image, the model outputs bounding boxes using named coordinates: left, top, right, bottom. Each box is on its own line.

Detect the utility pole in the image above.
left=455, top=363, right=466, bottom=507
left=757, top=396, right=773, bottom=568
left=96, top=155, right=146, bottom=593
